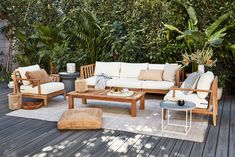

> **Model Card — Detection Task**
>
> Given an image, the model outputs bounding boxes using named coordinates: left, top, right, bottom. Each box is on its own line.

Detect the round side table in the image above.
left=160, top=100, right=196, bottom=135
left=59, top=72, right=80, bottom=93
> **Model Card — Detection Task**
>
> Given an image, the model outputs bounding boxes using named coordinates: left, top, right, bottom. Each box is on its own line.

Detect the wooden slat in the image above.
left=229, top=96, right=235, bottom=157
left=177, top=141, right=194, bottom=157
left=215, top=95, right=231, bottom=157
left=136, top=136, right=161, bottom=157
left=169, top=140, right=184, bottom=157
left=202, top=96, right=225, bottom=157
left=148, top=138, right=167, bottom=156
left=79, top=130, right=119, bottom=156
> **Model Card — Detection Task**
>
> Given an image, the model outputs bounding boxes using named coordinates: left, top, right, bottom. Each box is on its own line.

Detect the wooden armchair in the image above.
left=13, top=65, right=66, bottom=107
left=164, top=76, right=218, bottom=126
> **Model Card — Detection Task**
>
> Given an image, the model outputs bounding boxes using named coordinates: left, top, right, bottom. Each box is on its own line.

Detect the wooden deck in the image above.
left=0, top=82, right=234, bottom=157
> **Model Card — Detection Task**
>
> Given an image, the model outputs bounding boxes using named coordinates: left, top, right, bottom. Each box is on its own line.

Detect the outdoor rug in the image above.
left=6, top=95, right=208, bottom=142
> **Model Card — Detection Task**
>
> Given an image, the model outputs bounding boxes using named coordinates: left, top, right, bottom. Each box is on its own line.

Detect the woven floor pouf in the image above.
left=57, top=108, right=103, bottom=130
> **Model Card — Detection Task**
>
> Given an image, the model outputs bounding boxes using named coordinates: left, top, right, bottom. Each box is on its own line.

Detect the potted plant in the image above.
left=180, top=47, right=216, bottom=72
left=217, top=74, right=229, bottom=100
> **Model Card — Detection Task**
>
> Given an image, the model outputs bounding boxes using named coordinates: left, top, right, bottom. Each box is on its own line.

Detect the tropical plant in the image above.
left=164, top=3, right=234, bottom=53
left=58, top=8, right=113, bottom=64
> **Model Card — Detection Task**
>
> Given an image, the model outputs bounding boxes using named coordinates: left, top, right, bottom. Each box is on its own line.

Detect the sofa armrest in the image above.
left=80, top=64, right=95, bottom=79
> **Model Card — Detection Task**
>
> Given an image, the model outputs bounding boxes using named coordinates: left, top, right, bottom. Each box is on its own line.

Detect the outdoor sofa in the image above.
left=80, top=62, right=183, bottom=94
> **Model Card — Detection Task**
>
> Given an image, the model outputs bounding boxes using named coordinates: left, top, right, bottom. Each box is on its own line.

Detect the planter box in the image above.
left=8, top=93, right=22, bottom=110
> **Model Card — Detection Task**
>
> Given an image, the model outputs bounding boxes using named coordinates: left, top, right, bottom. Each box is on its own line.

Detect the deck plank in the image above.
left=202, top=96, right=225, bottom=157
left=0, top=83, right=233, bottom=157
left=215, top=95, right=231, bottom=157
left=229, top=96, right=235, bottom=157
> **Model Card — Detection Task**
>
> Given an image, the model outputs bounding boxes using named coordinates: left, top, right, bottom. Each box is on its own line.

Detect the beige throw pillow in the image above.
left=25, top=69, right=52, bottom=87
left=138, top=69, right=163, bottom=81
left=163, top=64, right=181, bottom=82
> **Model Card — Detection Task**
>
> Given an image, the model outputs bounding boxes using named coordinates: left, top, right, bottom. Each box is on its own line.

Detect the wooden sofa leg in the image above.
left=44, top=99, right=48, bottom=107
left=163, top=109, right=167, bottom=120
left=213, top=113, right=217, bottom=126
left=64, top=91, right=67, bottom=100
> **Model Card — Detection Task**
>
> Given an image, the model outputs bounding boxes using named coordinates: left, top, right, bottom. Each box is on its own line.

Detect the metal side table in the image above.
left=160, top=100, right=196, bottom=135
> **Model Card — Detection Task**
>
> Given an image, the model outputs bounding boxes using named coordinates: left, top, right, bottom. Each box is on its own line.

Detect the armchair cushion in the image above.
left=94, top=62, right=121, bottom=77
left=20, top=82, right=64, bottom=94
left=17, top=64, right=40, bottom=85
left=25, top=69, right=51, bottom=87
left=180, top=72, right=202, bottom=95
left=164, top=90, right=208, bottom=109
left=163, top=64, right=181, bottom=82
left=120, top=63, right=148, bottom=78
left=197, top=71, right=214, bottom=99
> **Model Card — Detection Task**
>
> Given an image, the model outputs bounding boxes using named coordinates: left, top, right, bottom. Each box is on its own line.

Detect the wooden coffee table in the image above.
left=67, top=89, right=145, bottom=117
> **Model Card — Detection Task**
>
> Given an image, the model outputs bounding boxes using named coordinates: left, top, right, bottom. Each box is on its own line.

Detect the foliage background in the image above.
left=0, top=0, right=234, bottom=91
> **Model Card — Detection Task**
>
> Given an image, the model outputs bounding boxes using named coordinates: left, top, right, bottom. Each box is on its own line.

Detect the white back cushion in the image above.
left=94, top=62, right=121, bottom=77
left=120, top=63, right=148, bottom=78
left=197, top=71, right=214, bottom=99
left=163, top=64, right=181, bottom=82
left=148, top=64, right=165, bottom=70
left=18, top=64, right=40, bottom=85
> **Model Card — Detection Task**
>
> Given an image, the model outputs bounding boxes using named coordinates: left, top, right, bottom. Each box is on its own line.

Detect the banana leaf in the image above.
left=205, top=11, right=232, bottom=37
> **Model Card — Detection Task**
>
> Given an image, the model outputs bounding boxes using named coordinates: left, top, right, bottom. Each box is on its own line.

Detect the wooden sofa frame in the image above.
left=80, top=64, right=184, bottom=94
left=13, top=71, right=66, bottom=107
left=164, top=76, right=218, bottom=126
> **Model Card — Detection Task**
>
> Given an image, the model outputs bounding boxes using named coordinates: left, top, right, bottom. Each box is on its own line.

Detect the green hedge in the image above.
left=1, top=0, right=234, bottom=91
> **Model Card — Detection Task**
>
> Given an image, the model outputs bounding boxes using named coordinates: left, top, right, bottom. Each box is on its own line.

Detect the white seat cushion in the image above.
left=86, top=76, right=113, bottom=87
left=148, top=64, right=165, bottom=70
left=94, top=62, right=121, bottom=77
left=20, top=82, right=64, bottom=94
left=164, top=90, right=208, bottom=109
left=111, top=78, right=142, bottom=89
left=17, top=65, right=40, bottom=85
left=142, top=81, right=174, bottom=90
left=120, top=63, right=148, bottom=78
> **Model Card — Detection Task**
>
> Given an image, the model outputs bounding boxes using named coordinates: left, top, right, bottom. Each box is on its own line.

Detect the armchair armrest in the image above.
left=80, top=64, right=95, bottom=79
left=16, top=78, right=41, bottom=94
left=171, top=86, right=211, bottom=97
left=49, top=74, right=60, bottom=82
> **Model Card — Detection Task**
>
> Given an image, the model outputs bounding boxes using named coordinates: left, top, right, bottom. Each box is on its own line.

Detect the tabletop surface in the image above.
left=160, top=100, right=196, bottom=110
left=68, top=89, right=145, bottom=100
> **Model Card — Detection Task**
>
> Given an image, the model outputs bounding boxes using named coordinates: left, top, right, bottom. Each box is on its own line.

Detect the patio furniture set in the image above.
left=10, top=61, right=218, bottom=135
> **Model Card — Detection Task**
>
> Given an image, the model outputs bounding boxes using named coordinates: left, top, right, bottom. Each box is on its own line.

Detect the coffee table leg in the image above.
left=140, top=95, right=145, bottom=110
left=69, top=95, right=74, bottom=109
left=82, top=98, right=87, bottom=104
left=131, top=100, right=137, bottom=117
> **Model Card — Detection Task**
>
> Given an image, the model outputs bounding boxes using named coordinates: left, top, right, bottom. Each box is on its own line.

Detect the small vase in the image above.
left=198, top=65, right=205, bottom=73
left=67, top=63, right=76, bottom=73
